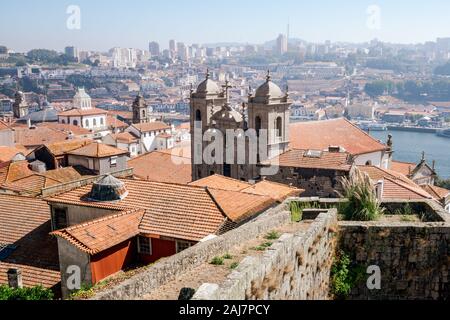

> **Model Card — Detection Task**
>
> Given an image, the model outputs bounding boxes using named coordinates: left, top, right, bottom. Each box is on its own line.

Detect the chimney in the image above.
left=27, top=118, right=31, bottom=128
left=375, top=180, right=384, bottom=201
left=432, top=160, right=436, bottom=171
left=7, top=268, right=23, bottom=289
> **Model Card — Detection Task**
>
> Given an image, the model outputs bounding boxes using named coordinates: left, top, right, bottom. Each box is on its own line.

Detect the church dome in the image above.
left=255, top=72, right=283, bottom=99
left=89, top=174, right=128, bottom=202
left=196, top=70, right=220, bottom=95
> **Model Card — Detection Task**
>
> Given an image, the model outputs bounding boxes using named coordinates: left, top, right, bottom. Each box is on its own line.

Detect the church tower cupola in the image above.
left=132, top=93, right=149, bottom=124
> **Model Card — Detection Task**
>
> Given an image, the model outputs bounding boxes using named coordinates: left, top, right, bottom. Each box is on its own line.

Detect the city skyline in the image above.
left=3, top=0, right=450, bottom=52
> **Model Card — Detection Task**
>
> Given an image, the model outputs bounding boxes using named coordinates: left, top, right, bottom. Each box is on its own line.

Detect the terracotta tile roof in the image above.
left=207, top=188, right=276, bottom=222
left=189, top=174, right=252, bottom=192
left=358, top=166, right=433, bottom=200
left=107, top=115, right=128, bottom=129
left=262, top=148, right=352, bottom=171
left=58, top=107, right=107, bottom=117
left=128, top=151, right=192, bottom=184
left=0, top=161, right=34, bottom=185
left=176, top=122, right=190, bottom=130
left=390, top=160, right=416, bottom=176
left=190, top=174, right=302, bottom=203
left=45, top=139, right=93, bottom=157
left=241, top=180, right=303, bottom=202
left=67, top=142, right=128, bottom=158
left=132, top=121, right=171, bottom=133
left=158, top=142, right=191, bottom=159
left=110, top=132, right=138, bottom=144
left=0, top=194, right=60, bottom=289
left=422, top=184, right=450, bottom=200
left=14, top=127, right=70, bottom=148
left=46, top=179, right=228, bottom=242
left=290, top=118, right=388, bottom=156
left=43, top=167, right=82, bottom=183
left=51, top=210, right=144, bottom=255
left=0, top=120, right=11, bottom=130
left=157, top=133, right=172, bottom=139
left=37, top=122, right=91, bottom=135
left=0, top=146, right=27, bottom=162
left=0, top=163, right=82, bottom=195
left=382, top=177, right=432, bottom=200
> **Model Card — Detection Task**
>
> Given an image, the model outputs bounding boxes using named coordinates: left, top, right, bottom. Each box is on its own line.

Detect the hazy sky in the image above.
left=2, top=0, right=450, bottom=52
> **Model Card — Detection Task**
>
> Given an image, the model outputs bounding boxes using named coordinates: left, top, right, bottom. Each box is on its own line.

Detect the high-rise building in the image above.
left=177, top=42, right=189, bottom=61
left=169, top=40, right=177, bottom=53
left=65, top=46, right=79, bottom=62
left=276, top=34, right=288, bottom=55
left=148, top=41, right=160, bottom=56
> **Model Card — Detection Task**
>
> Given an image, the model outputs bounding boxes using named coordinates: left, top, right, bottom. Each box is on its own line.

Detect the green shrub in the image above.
left=0, top=285, right=54, bottom=300
left=222, top=253, right=233, bottom=260
left=252, top=242, right=273, bottom=251
left=210, top=256, right=224, bottom=265
left=290, top=202, right=303, bottom=222
left=230, top=262, right=239, bottom=270
left=339, top=169, right=384, bottom=221
left=265, top=231, right=281, bottom=240
left=330, top=250, right=365, bottom=299
left=69, top=284, right=95, bottom=300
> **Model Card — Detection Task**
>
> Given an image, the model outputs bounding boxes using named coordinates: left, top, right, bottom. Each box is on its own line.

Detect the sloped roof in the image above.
left=207, top=188, right=276, bottom=222
left=45, top=139, right=93, bottom=157
left=241, top=180, right=302, bottom=202
left=109, top=132, right=138, bottom=144
left=14, top=127, right=70, bottom=147
left=189, top=174, right=252, bottom=192
left=358, top=165, right=433, bottom=200
left=390, top=160, right=416, bottom=176
left=0, top=194, right=60, bottom=289
left=128, top=151, right=192, bottom=184
left=290, top=118, right=388, bottom=156
left=0, top=146, right=26, bottom=163
left=422, top=184, right=450, bottom=200
left=67, top=142, right=128, bottom=158
left=262, top=148, right=352, bottom=171
left=132, top=121, right=171, bottom=133
left=46, top=179, right=228, bottom=242
left=51, top=210, right=144, bottom=255
left=58, top=107, right=107, bottom=117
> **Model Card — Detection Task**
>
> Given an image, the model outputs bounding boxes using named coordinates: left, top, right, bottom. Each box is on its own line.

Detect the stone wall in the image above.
left=339, top=201, right=450, bottom=300
left=90, top=203, right=292, bottom=300
left=193, top=209, right=338, bottom=300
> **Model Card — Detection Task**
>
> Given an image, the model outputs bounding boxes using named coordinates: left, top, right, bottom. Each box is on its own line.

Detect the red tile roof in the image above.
left=45, top=139, right=93, bottom=157
left=189, top=174, right=252, bottom=192
left=290, top=118, right=388, bottom=155
left=358, top=166, right=433, bottom=200
left=51, top=210, right=144, bottom=255
left=190, top=174, right=302, bottom=202
left=14, top=127, right=70, bottom=148
left=46, top=179, right=228, bottom=242
left=422, top=184, right=450, bottom=200
left=262, top=148, right=352, bottom=171
left=0, top=194, right=60, bottom=289
left=58, top=107, right=107, bottom=117
left=390, top=161, right=416, bottom=176
left=128, top=151, right=192, bottom=184
left=0, top=146, right=27, bottom=162
left=109, top=132, right=138, bottom=144
left=67, top=142, right=128, bottom=158
left=131, top=121, right=171, bottom=133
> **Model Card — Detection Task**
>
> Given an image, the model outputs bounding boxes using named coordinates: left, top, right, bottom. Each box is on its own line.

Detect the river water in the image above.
left=369, top=130, right=450, bottom=179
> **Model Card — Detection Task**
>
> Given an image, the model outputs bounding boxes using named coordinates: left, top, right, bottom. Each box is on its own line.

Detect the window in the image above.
left=73, top=120, right=78, bottom=126
left=93, top=118, right=97, bottom=126
left=52, top=208, right=68, bottom=230
left=137, top=236, right=152, bottom=255
left=85, top=119, right=89, bottom=127
left=176, top=240, right=193, bottom=253
left=276, top=117, right=282, bottom=137
left=100, top=117, right=104, bottom=125
left=255, top=116, right=262, bottom=137
left=195, top=109, right=202, bottom=121
left=110, top=156, right=118, bottom=167
left=61, top=119, right=65, bottom=124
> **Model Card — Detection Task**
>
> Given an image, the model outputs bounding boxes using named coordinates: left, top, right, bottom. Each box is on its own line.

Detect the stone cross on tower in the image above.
left=222, top=80, right=233, bottom=109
